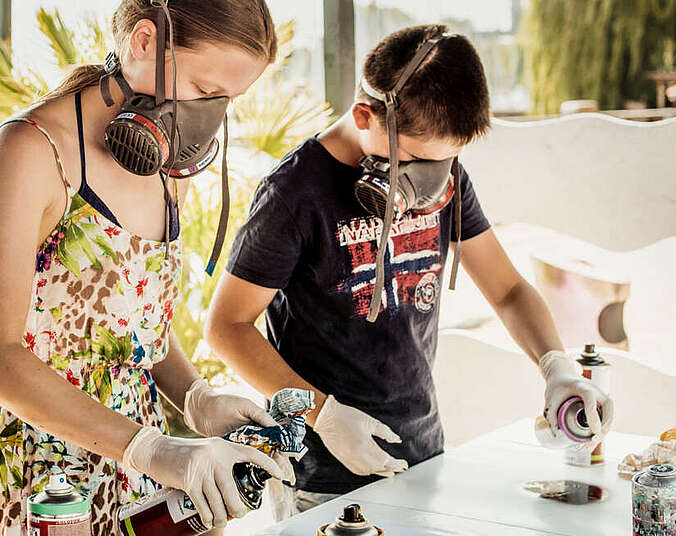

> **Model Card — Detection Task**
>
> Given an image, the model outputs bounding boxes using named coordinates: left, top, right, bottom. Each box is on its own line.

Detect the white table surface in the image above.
left=253, top=419, right=655, bottom=535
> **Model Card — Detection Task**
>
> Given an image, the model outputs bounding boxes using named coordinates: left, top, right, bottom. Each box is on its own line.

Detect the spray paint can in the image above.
left=632, top=464, right=676, bottom=536
left=318, top=504, right=384, bottom=536
left=28, top=473, right=92, bottom=536
left=118, top=463, right=271, bottom=535
left=564, top=343, right=611, bottom=466
left=535, top=396, right=602, bottom=449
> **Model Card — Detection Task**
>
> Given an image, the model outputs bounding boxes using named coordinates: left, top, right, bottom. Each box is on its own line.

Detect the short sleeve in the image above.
left=226, top=181, right=304, bottom=289
left=450, top=163, right=491, bottom=242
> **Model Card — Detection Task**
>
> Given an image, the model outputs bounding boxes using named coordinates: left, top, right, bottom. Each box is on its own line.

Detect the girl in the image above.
left=0, top=1, right=283, bottom=534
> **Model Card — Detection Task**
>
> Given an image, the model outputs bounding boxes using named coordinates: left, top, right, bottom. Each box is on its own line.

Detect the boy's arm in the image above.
left=204, top=272, right=408, bottom=477
left=459, top=228, right=613, bottom=439
left=204, top=272, right=328, bottom=424
left=456, top=228, right=564, bottom=363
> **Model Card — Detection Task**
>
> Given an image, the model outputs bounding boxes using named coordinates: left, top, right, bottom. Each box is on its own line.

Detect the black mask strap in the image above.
left=150, top=0, right=180, bottom=257
left=448, top=157, right=462, bottom=290
left=206, top=114, right=230, bottom=276
left=100, top=53, right=133, bottom=107
left=154, top=5, right=166, bottom=106
left=364, top=33, right=452, bottom=323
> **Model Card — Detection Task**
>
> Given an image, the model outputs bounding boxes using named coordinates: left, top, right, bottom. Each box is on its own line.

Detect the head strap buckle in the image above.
left=384, top=91, right=398, bottom=108
left=103, top=52, right=121, bottom=75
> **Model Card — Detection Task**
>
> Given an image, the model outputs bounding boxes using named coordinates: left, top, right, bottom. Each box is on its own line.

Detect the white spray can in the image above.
left=565, top=343, right=611, bottom=466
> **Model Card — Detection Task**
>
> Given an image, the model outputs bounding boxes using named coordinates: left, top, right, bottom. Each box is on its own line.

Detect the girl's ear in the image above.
left=351, top=102, right=376, bottom=131
left=128, top=18, right=157, bottom=61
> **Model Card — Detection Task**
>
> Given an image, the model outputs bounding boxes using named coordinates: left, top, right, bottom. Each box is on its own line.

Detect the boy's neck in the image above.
left=317, top=113, right=364, bottom=168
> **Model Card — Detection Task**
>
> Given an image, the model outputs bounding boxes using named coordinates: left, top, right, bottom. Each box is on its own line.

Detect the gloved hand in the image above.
left=272, top=451, right=296, bottom=486
left=539, top=350, right=614, bottom=451
left=183, top=378, right=278, bottom=437
left=313, top=394, right=408, bottom=477
left=123, top=426, right=284, bottom=529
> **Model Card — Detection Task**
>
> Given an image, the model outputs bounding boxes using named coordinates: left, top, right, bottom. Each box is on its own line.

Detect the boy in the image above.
left=204, top=25, right=613, bottom=516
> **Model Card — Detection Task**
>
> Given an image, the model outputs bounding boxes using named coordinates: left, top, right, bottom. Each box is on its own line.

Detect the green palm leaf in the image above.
left=37, top=8, right=80, bottom=68
left=0, top=40, right=45, bottom=116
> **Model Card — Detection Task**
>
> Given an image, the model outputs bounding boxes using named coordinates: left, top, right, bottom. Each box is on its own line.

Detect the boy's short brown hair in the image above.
left=358, top=24, right=491, bottom=144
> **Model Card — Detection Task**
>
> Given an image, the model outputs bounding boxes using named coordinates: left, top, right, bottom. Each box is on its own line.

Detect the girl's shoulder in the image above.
left=0, top=98, right=76, bottom=204
left=1, top=96, right=74, bottom=151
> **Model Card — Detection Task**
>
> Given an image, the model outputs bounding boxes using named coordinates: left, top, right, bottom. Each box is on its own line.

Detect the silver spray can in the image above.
left=566, top=343, right=611, bottom=466
left=632, top=464, right=676, bottom=535
left=28, top=473, right=92, bottom=535
left=535, top=396, right=601, bottom=449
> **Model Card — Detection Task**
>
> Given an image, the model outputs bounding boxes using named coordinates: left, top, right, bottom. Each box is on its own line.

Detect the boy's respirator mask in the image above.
left=355, top=154, right=455, bottom=218
left=358, top=33, right=463, bottom=323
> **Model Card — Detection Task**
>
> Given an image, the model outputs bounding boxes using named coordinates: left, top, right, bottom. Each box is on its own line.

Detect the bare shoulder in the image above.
left=0, top=99, right=75, bottom=233
left=0, top=119, right=64, bottom=196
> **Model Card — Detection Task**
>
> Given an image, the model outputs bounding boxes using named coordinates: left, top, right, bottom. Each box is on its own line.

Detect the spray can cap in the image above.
left=45, top=474, right=74, bottom=495
left=649, top=464, right=676, bottom=478
left=577, top=343, right=607, bottom=366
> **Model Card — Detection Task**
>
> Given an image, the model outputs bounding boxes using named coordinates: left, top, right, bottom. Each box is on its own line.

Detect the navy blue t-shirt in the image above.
left=226, top=137, right=491, bottom=494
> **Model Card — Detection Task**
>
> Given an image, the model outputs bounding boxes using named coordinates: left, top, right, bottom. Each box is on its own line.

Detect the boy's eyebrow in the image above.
left=405, top=151, right=425, bottom=160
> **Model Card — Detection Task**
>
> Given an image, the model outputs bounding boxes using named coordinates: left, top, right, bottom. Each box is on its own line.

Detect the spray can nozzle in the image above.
left=578, top=343, right=606, bottom=366
left=341, top=504, right=366, bottom=523
left=318, top=503, right=383, bottom=535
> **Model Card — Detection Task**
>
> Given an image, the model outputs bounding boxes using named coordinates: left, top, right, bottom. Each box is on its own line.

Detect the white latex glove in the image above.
left=123, top=426, right=284, bottom=529
left=313, top=395, right=408, bottom=477
left=183, top=378, right=278, bottom=437
left=272, top=451, right=296, bottom=486
left=539, top=350, right=614, bottom=451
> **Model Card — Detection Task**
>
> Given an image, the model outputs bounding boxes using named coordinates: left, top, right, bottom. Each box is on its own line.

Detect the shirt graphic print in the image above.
left=335, top=211, right=442, bottom=318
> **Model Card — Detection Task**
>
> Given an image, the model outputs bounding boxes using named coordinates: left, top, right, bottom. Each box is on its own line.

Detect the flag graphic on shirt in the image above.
left=335, top=212, right=443, bottom=318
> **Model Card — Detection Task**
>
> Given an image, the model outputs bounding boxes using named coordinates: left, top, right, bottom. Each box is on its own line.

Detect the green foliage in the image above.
left=522, top=0, right=676, bottom=114
left=232, top=77, right=332, bottom=159
left=0, top=40, right=48, bottom=116
left=36, top=7, right=79, bottom=68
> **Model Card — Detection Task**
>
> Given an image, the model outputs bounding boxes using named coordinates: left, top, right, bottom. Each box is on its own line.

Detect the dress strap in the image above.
left=0, top=116, right=73, bottom=206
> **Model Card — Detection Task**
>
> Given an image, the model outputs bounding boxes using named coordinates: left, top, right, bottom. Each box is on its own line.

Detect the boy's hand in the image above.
left=183, top=378, right=278, bottom=437
left=313, top=395, right=408, bottom=477
left=539, top=350, right=614, bottom=451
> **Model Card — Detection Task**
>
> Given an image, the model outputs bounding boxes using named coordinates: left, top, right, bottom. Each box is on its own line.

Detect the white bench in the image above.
left=462, top=114, right=676, bottom=250
left=436, top=114, right=676, bottom=445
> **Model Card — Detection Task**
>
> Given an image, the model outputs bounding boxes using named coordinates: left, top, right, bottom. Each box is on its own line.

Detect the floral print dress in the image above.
left=0, top=118, right=182, bottom=535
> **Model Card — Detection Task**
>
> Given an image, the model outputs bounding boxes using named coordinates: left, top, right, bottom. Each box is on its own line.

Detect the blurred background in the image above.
left=1, top=2, right=675, bottom=529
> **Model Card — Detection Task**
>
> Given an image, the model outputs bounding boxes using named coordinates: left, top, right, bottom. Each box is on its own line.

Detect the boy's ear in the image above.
left=352, top=102, right=375, bottom=131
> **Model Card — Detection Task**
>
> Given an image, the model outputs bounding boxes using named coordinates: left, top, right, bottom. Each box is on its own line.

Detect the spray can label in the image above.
left=29, top=513, right=91, bottom=536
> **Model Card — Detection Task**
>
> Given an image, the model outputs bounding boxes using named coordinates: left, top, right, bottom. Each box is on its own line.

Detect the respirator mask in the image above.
left=99, top=0, right=230, bottom=275
left=358, top=33, right=463, bottom=323
left=356, top=154, right=454, bottom=218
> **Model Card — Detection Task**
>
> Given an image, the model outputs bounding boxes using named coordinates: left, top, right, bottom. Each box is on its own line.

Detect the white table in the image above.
left=253, top=419, right=655, bottom=535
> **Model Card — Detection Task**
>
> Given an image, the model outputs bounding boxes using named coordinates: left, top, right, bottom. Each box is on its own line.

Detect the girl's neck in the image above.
left=79, top=79, right=127, bottom=152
